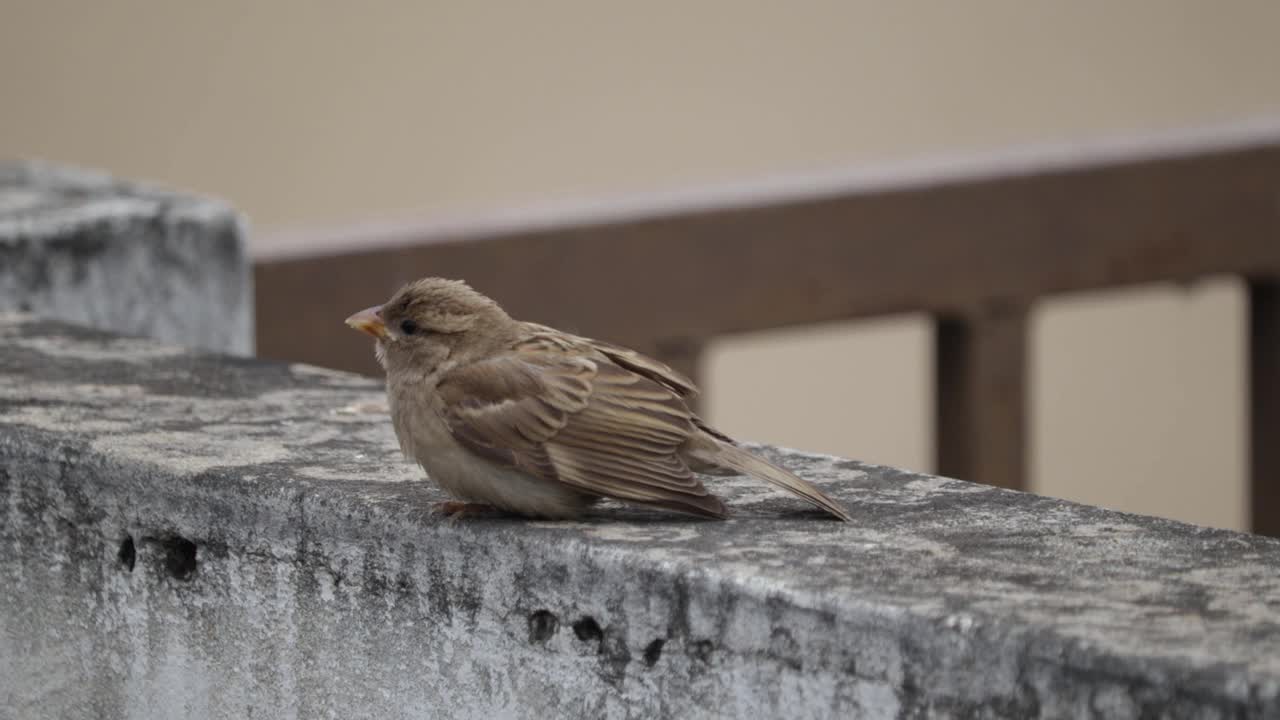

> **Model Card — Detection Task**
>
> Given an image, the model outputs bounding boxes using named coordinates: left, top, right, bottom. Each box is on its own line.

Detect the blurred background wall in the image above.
left=5, top=1, right=1279, bottom=530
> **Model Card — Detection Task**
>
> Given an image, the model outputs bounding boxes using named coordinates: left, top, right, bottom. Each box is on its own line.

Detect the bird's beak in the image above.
left=344, top=305, right=390, bottom=340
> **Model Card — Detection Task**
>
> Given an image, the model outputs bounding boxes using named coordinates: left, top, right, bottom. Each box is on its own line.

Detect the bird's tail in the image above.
left=709, top=444, right=853, bottom=522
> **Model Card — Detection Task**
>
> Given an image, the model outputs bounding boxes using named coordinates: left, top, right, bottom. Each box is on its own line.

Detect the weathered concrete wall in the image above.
left=1, top=317, right=1278, bottom=719
left=0, top=160, right=251, bottom=355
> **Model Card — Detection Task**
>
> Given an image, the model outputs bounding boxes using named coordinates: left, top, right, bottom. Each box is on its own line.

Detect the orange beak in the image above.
left=344, top=305, right=390, bottom=340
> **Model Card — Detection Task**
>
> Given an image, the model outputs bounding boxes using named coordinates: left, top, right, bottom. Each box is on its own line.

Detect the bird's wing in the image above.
left=437, top=349, right=728, bottom=518
left=519, top=323, right=699, bottom=398
left=571, top=335, right=744, bottom=445
left=578, top=338, right=699, bottom=398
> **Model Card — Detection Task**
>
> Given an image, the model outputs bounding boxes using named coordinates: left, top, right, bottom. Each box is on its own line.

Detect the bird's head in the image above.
left=345, top=277, right=514, bottom=375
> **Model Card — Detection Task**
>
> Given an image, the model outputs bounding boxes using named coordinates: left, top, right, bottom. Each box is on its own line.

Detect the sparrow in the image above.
left=345, top=277, right=852, bottom=522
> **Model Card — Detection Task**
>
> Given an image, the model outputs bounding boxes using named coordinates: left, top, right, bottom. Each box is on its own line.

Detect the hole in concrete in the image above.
left=643, top=638, right=665, bottom=667
left=527, top=610, right=559, bottom=644
left=161, top=536, right=197, bottom=581
left=572, top=616, right=603, bottom=648
left=689, top=639, right=714, bottom=664
left=117, top=536, right=136, bottom=572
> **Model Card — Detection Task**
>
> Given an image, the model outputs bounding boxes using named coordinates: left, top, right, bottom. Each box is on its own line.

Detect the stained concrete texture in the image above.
left=0, top=159, right=252, bottom=355
left=1, top=317, right=1278, bottom=719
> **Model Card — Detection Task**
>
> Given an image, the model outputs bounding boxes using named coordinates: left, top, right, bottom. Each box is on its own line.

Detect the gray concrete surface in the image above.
left=1, top=317, right=1278, bottom=719
left=0, top=159, right=252, bottom=355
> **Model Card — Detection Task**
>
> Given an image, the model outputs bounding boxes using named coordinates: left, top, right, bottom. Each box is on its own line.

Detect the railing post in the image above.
left=935, top=304, right=1029, bottom=490
left=1251, top=278, right=1280, bottom=537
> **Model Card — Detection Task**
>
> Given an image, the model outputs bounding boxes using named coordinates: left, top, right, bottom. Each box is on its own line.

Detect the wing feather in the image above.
left=519, top=323, right=699, bottom=398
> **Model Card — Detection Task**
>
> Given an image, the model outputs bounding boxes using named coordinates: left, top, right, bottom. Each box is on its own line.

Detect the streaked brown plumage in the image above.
left=345, top=277, right=851, bottom=522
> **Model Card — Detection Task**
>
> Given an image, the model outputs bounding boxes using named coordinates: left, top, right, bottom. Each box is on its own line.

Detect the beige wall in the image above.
left=5, top=1, right=1278, bottom=529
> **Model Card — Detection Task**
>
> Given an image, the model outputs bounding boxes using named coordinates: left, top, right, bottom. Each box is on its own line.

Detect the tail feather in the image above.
left=709, top=444, right=853, bottom=522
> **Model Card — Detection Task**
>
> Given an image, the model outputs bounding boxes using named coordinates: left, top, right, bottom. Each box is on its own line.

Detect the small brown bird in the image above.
left=345, top=278, right=851, bottom=522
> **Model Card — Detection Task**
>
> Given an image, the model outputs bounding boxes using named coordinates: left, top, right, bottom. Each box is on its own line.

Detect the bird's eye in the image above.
left=400, top=319, right=419, bottom=336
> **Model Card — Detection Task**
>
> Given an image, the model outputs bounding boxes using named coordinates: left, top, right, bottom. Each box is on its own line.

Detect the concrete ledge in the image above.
left=2, top=317, right=1278, bottom=719
left=0, top=160, right=252, bottom=354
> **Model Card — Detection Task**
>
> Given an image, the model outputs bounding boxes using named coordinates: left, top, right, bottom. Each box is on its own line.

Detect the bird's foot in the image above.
left=432, top=501, right=499, bottom=522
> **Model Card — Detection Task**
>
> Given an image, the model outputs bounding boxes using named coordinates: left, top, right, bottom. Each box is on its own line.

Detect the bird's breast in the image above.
left=388, top=388, right=451, bottom=460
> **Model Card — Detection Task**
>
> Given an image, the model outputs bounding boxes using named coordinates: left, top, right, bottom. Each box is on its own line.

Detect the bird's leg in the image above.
left=432, top=500, right=499, bottom=521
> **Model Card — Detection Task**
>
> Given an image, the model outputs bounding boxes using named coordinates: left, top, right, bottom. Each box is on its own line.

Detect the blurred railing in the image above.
left=254, top=144, right=1280, bottom=535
